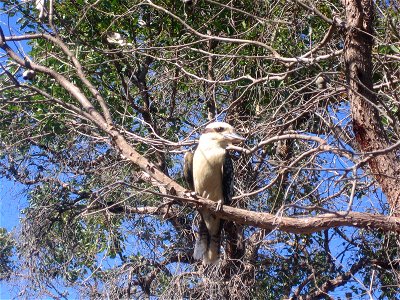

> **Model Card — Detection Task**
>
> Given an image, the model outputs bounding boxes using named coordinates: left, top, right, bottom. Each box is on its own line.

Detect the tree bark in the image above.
left=344, top=0, right=400, bottom=214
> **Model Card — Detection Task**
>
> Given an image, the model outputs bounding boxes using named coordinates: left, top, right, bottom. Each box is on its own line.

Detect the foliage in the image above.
left=0, top=228, right=14, bottom=280
left=0, top=0, right=400, bottom=298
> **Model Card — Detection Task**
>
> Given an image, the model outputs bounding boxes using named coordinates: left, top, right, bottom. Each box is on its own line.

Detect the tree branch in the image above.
left=294, top=257, right=368, bottom=299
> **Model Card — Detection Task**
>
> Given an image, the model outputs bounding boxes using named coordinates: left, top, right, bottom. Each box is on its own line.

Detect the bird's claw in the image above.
left=185, top=191, right=198, bottom=198
left=216, top=200, right=223, bottom=212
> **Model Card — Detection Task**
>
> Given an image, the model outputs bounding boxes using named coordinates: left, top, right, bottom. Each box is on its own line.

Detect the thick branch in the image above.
left=1, top=30, right=112, bottom=125
left=344, top=0, right=400, bottom=213
left=191, top=200, right=400, bottom=234
left=41, top=34, right=113, bottom=125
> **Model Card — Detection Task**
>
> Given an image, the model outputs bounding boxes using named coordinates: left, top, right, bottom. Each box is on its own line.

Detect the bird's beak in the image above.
left=223, top=132, right=246, bottom=144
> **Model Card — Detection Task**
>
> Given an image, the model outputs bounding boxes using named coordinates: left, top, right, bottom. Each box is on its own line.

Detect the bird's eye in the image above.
left=216, top=127, right=224, bottom=132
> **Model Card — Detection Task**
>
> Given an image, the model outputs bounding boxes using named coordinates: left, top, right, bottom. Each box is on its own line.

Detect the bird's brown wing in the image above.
left=183, top=151, right=194, bottom=191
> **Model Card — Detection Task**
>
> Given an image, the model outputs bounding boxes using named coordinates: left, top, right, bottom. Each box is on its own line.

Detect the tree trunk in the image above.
left=344, top=0, right=400, bottom=214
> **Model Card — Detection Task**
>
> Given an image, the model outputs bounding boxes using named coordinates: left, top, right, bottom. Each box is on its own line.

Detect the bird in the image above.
left=35, top=0, right=47, bottom=21
left=316, top=75, right=329, bottom=90
left=22, top=69, right=36, bottom=81
left=184, top=122, right=245, bottom=264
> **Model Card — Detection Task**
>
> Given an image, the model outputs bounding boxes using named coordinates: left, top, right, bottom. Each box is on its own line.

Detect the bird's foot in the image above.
left=216, top=200, right=223, bottom=212
left=185, top=191, right=198, bottom=198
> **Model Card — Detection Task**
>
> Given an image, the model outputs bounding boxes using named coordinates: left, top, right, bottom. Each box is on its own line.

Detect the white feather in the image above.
left=193, top=238, right=207, bottom=260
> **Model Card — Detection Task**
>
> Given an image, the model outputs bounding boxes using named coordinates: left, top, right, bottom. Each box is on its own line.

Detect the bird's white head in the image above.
left=199, top=122, right=245, bottom=148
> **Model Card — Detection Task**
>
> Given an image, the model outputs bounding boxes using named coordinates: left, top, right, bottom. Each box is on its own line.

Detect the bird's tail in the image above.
left=193, top=217, right=208, bottom=261
left=193, top=211, right=222, bottom=264
left=204, top=232, right=220, bottom=264
left=193, top=232, right=221, bottom=264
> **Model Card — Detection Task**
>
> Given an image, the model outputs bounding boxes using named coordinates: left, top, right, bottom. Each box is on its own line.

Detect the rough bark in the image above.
left=344, top=0, right=400, bottom=214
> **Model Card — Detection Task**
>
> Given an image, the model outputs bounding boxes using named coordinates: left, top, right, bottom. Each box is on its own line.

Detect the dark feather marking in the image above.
left=202, top=127, right=215, bottom=134
left=183, top=151, right=194, bottom=191
left=222, top=152, right=234, bottom=206
left=222, top=152, right=245, bottom=259
left=198, top=213, right=209, bottom=249
left=217, top=151, right=234, bottom=257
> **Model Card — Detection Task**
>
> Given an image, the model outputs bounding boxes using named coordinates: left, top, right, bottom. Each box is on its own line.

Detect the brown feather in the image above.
left=183, top=151, right=194, bottom=191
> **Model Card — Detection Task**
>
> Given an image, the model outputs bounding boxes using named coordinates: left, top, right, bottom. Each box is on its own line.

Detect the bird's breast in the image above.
left=193, top=147, right=225, bottom=201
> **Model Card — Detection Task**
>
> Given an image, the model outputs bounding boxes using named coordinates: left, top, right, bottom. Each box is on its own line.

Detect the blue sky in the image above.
left=0, top=180, right=26, bottom=231
left=0, top=179, right=26, bottom=299
left=0, top=3, right=34, bottom=230
left=0, top=7, right=29, bottom=299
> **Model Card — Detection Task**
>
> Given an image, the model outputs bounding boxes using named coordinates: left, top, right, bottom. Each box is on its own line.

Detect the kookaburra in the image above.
left=184, top=122, right=245, bottom=264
